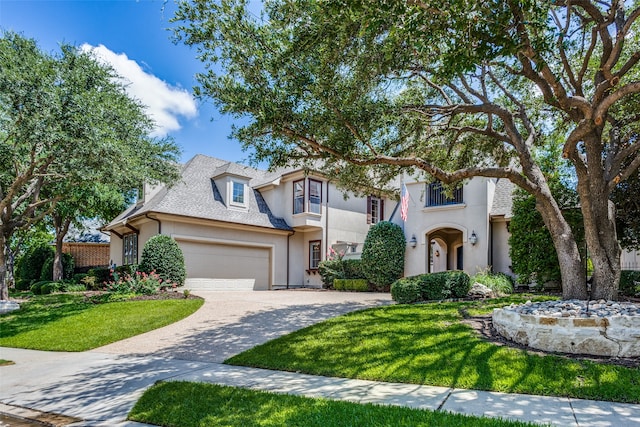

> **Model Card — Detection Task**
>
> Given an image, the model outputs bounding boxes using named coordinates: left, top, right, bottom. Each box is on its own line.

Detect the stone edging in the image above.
left=492, top=307, right=640, bottom=357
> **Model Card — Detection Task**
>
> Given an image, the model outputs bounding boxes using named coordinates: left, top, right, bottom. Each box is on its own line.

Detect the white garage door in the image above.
left=178, top=240, right=271, bottom=290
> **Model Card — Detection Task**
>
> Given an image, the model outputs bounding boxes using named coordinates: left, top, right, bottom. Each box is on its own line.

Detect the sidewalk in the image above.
left=1, top=347, right=639, bottom=426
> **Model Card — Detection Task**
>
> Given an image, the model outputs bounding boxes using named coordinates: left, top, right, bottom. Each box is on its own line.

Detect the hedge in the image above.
left=334, top=279, right=369, bottom=292
left=391, top=271, right=472, bottom=304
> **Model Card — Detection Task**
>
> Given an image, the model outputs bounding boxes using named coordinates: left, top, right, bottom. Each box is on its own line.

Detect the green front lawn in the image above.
left=226, top=296, right=640, bottom=403
left=129, top=381, right=543, bottom=427
left=0, top=293, right=203, bottom=351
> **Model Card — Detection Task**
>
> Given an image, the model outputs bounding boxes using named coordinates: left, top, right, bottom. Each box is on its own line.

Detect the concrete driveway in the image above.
left=97, top=289, right=393, bottom=363
left=0, top=290, right=392, bottom=425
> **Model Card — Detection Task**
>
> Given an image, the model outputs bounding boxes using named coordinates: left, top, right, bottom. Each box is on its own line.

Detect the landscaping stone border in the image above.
left=493, top=303, right=640, bottom=357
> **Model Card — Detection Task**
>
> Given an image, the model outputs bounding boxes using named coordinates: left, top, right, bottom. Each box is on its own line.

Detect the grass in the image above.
left=129, top=381, right=543, bottom=427
left=226, top=295, right=640, bottom=404
left=0, top=293, right=203, bottom=351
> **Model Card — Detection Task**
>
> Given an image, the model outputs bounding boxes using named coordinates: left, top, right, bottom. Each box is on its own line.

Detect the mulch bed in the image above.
left=462, top=311, right=640, bottom=368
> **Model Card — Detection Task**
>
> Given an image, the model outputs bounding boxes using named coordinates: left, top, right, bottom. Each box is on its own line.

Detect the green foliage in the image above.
left=391, top=271, right=471, bottom=303
left=72, top=273, right=88, bottom=283
left=87, top=267, right=111, bottom=285
left=361, top=222, right=405, bottom=289
left=319, top=258, right=366, bottom=289
left=509, top=187, right=584, bottom=285
left=619, top=270, right=640, bottom=297
left=0, top=32, right=181, bottom=297
left=342, top=259, right=365, bottom=280
left=471, top=270, right=514, bottom=295
left=39, top=252, right=74, bottom=281
left=139, top=235, right=186, bottom=286
left=444, top=271, right=471, bottom=298
left=61, top=283, right=86, bottom=293
left=318, top=259, right=343, bottom=289
left=105, top=271, right=166, bottom=295
left=30, top=281, right=49, bottom=295
left=14, top=279, right=31, bottom=291
left=40, top=282, right=61, bottom=295
left=171, top=0, right=640, bottom=300
left=390, top=278, right=422, bottom=304
left=17, top=245, right=54, bottom=283
left=333, top=279, right=368, bottom=292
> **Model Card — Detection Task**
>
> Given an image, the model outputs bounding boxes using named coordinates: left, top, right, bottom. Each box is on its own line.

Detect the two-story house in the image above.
left=103, top=154, right=391, bottom=290
left=104, top=154, right=639, bottom=290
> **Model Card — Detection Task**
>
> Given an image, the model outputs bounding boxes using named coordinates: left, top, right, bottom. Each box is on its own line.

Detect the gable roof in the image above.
left=490, top=179, right=515, bottom=219
left=105, top=154, right=292, bottom=231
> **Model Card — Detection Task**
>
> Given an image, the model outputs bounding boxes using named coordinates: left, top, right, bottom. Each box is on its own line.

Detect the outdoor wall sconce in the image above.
left=409, top=235, right=417, bottom=248
left=469, top=230, right=478, bottom=245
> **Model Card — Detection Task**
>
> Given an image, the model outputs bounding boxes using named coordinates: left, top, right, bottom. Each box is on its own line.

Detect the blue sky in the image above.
left=0, top=0, right=255, bottom=165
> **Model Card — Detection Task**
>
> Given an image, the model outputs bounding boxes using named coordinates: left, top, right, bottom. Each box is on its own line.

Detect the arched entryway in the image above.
left=426, top=227, right=465, bottom=272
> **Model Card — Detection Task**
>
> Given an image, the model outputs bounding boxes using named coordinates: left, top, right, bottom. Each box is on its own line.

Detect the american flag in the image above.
left=400, top=182, right=409, bottom=222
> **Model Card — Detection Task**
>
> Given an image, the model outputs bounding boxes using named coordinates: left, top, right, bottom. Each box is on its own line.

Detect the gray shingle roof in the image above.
left=106, top=154, right=292, bottom=231
left=490, top=179, right=515, bottom=219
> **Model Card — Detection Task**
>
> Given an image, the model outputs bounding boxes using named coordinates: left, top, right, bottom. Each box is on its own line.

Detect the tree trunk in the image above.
left=578, top=188, right=620, bottom=300
left=0, top=233, right=8, bottom=300
left=52, top=214, right=71, bottom=282
left=535, top=191, right=588, bottom=300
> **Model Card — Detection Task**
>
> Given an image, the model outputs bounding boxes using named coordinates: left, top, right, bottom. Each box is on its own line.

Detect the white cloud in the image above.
left=80, top=44, right=197, bottom=137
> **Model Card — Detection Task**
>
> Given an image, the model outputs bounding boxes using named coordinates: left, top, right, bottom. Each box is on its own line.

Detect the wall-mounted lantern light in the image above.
left=409, top=235, right=417, bottom=248
left=469, top=230, right=478, bottom=245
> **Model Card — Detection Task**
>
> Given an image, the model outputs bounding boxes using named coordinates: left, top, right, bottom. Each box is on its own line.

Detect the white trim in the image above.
left=422, top=203, right=466, bottom=213
left=420, top=223, right=469, bottom=245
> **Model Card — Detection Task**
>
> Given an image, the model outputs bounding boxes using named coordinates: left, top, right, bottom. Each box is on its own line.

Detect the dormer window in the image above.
left=232, top=181, right=245, bottom=205
left=229, top=179, right=247, bottom=208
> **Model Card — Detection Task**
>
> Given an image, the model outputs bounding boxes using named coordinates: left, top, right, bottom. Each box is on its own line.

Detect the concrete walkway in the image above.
left=1, top=290, right=639, bottom=426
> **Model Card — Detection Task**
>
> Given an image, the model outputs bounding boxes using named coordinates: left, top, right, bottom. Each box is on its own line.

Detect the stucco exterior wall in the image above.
left=399, top=177, right=494, bottom=277
left=491, top=219, right=513, bottom=276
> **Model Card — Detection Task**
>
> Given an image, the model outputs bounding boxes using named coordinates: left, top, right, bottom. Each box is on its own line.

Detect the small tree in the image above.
left=361, top=221, right=405, bottom=290
left=138, top=235, right=186, bottom=286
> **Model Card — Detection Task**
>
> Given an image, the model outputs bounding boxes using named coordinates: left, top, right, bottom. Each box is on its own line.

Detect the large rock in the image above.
left=0, top=300, right=20, bottom=315
left=468, top=283, right=495, bottom=299
left=493, top=308, right=640, bottom=357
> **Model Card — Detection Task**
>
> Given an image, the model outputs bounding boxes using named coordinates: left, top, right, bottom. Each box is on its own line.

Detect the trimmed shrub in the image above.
left=391, top=278, right=422, bottom=304
left=41, top=281, right=61, bottom=295
left=30, top=281, right=49, bottom=295
left=39, top=252, right=75, bottom=281
left=445, top=270, right=471, bottom=298
left=14, top=278, right=32, bottom=291
left=342, top=259, right=365, bottom=279
left=391, top=271, right=472, bottom=303
left=418, top=273, right=450, bottom=300
left=361, top=221, right=406, bottom=290
left=88, top=267, right=111, bottom=284
left=17, top=245, right=54, bottom=283
left=334, top=279, right=369, bottom=292
left=318, top=259, right=344, bottom=289
left=72, top=273, right=88, bottom=284
left=620, top=270, right=640, bottom=296
left=139, top=235, right=186, bottom=286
